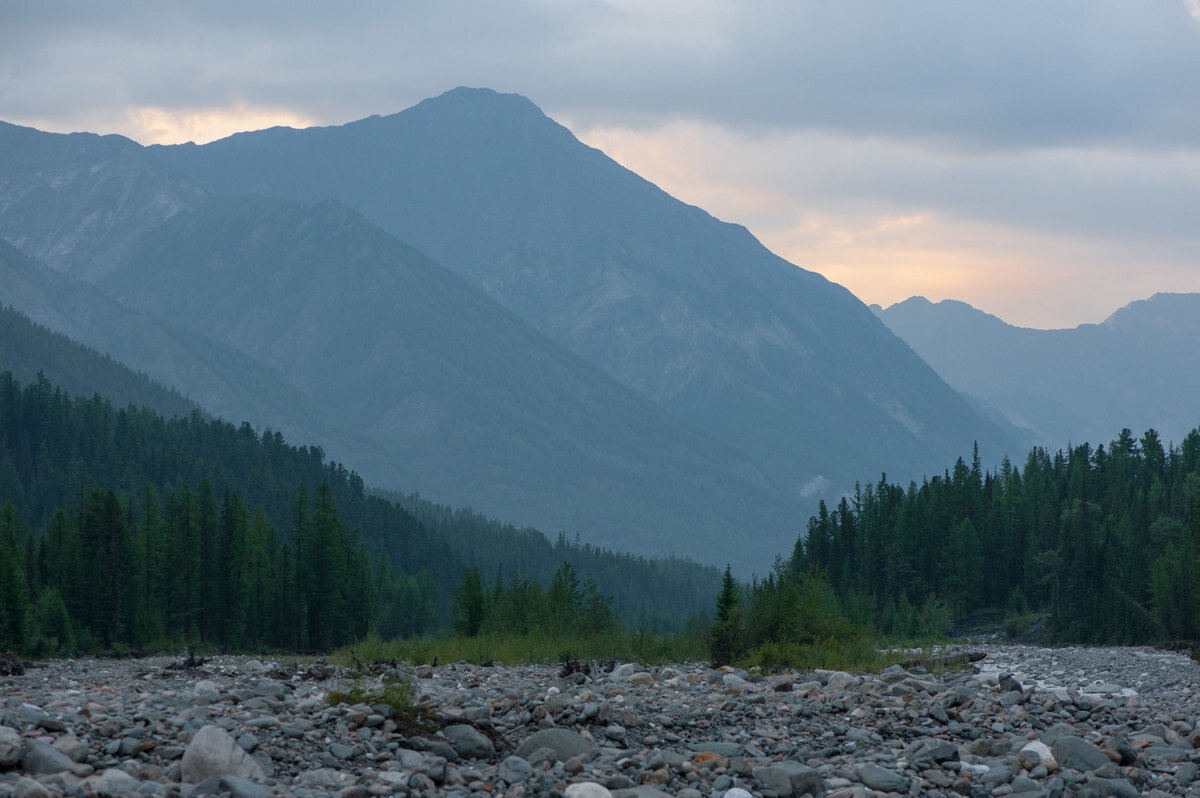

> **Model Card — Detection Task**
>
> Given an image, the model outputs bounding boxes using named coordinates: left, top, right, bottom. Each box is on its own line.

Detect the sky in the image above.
left=3, top=1, right=1200, bottom=329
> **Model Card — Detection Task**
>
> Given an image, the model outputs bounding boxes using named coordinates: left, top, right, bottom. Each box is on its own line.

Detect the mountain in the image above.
left=99, top=194, right=796, bottom=571
left=0, top=121, right=206, bottom=282
left=0, top=89, right=1025, bottom=571
left=150, top=86, right=1018, bottom=495
left=874, top=294, right=1200, bottom=447
left=0, top=237, right=394, bottom=478
left=0, top=296, right=198, bottom=422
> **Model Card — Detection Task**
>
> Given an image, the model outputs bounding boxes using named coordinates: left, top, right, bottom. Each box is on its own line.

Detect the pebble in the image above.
left=0, top=645, right=1197, bottom=796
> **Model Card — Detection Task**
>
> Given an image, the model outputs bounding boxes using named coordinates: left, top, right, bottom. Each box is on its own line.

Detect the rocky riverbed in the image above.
left=0, top=645, right=1198, bottom=797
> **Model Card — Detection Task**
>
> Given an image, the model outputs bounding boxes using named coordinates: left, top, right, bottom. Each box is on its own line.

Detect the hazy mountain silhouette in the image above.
left=0, top=237, right=395, bottom=477
left=99, top=194, right=796, bottom=570
left=0, top=89, right=1030, bottom=571
left=153, top=87, right=1018, bottom=496
left=874, top=294, right=1200, bottom=448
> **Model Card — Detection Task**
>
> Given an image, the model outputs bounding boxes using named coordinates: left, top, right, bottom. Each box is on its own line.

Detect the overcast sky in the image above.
left=4, top=0, right=1200, bottom=328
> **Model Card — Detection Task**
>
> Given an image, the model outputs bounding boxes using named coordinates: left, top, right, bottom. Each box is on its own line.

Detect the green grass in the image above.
left=331, top=629, right=924, bottom=674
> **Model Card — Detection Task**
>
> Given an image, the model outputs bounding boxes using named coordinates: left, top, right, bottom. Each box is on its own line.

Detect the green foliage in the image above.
left=327, top=670, right=425, bottom=724
left=451, top=565, right=486, bottom=637
left=1003, top=612, right=1047, bottom=640
left=709, top=565, right=745, bottom=666
left=795, top=430, right=1200, bottom=645
left=28, top=587, right=73, bottom=657
left=0, top=368, right=714, bottom=655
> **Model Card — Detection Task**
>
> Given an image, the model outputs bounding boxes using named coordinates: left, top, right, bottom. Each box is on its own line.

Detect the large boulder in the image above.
left=515, top=728, right=598, bottom=762
left=0, top=726, right=22, bottom=769
left=442, top=724, right=495, bottom=760
left=1051, top=735, right=1109, bottom=773
left=181, top=725, right=266, bottom=784
left=21, top=740, right=76, bottom=776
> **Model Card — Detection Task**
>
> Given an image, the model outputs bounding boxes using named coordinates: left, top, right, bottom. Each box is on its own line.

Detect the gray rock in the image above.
left=754, top=760, right=825, bottom=797
left=612, top=786, right=673, bottom=797
left=0, top=725, right=22, bottom=768
left=51, top=734, right=87, bottom=763
left=690, top=741, right=743, bottom=757
left=610, top=663, right=643, bottom=681
left=297, top=767, right=353, bottom=788
left=515, top=728, right=597, bottom=762
left=1001, top=689, right=1025, bottom=706
left=189, top=774, right=275, bottom=798
left=857, top=762, right=909, bottom=792
left=908, top=738, right=959, bottom=764
left=604, top=724, right=627, bottom=741
left=825, top=671, right=860, bottom=691
left=79, top=768, right=144, bottom=795
left=21, top=739, right=76, bottom=775
left=251, top=679, right=286, bottom=700
left=328, top=742, right=355, bottom=760
left=181, top=725, right=267, bottom=783
left=1011, top=774, right=1042, bottom=793
left=499, top=754, right=534, bottom=783
left=1052, top=735, right=1110, bottom=772
left=118, top=736, right=143, bottom=757
left=1079, top=777, right=1139, bottom=798
left=443, top=723, right=495, bottom=760
left=236, top=733, right=259, bottom=753
left=12, top=777, right=53, bottom=798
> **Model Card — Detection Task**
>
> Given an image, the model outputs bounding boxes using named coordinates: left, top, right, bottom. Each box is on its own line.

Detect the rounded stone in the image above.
left=565, top=783, right=613, bottom=798
left=515, top=728, right=598, bottom=762
left=181, top=725, right=267, bottom=784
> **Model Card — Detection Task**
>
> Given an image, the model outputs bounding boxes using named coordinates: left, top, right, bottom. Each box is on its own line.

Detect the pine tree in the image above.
left=710, top=565, right=744, bottom=666
left=451, top=565, right=486, bottom=637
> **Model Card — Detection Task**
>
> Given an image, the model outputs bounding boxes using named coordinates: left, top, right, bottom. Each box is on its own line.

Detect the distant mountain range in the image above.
left=0, top=88, right=1022, bottom=572
left=874, top=294, right=1200, bottom=448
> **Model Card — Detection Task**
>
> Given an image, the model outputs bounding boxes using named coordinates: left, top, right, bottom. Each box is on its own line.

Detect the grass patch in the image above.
left=1003, top=612, right=1048, bottom=639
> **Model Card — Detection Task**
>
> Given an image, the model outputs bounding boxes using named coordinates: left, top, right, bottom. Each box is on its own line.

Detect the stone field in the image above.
left=0, top=644, right=1199, bottom=797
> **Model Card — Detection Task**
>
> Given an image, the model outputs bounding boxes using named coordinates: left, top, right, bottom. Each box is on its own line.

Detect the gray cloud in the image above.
left=3, top=0, right=1199, bottom=326
left=7, top=1, right=1200, bottom=148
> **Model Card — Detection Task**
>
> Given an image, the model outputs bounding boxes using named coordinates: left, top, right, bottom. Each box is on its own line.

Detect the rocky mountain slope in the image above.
left=151, top=87, right=1020, bottom=497
left=98, top=195, right=795, bottom=569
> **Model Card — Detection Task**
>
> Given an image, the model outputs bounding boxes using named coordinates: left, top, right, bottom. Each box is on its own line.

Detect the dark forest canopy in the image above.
left=0, top=369, right=718, bottom=654
left=792, top=433, right=1200, bottom=644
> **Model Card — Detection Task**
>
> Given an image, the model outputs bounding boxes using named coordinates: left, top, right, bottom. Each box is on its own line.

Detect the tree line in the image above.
left=788, top=432, right=1200, bottom=644
left=0, top=370, right=715, bottom=654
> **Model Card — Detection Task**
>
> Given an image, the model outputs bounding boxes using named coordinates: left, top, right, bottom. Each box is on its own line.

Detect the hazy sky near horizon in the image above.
left=4, top=1, right=1200, bottom=329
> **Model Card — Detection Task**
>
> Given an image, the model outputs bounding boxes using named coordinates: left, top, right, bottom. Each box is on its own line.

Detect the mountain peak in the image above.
left=400, top=86, right=550, bottom=126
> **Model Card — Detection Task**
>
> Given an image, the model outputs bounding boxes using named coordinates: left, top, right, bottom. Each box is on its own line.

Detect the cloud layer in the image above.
left=3, top=0, right=1199, bottom=327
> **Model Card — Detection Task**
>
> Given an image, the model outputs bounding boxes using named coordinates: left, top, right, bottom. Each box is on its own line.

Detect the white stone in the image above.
left=564, top=782, right=614, bottom=798
left=826, top=671, right=861, bottom=691
left=1018, top=740, right=1057, bottom=771
left=181, top=725, right=266, bottom=784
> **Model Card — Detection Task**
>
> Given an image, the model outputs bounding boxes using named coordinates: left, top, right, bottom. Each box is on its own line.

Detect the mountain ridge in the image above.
left=875, top=293, right=1200, bottom=447
left=150, top=86, right=1020, bottom=496
left=99, top=193, right=798, bottom=571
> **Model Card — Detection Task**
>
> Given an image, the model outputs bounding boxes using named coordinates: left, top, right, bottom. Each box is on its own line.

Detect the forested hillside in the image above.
left=0, top=303, right=198, bottom=422
left=791, top=432, right=1200, bottom=643
left=0, top=370, right=719, bottom=655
